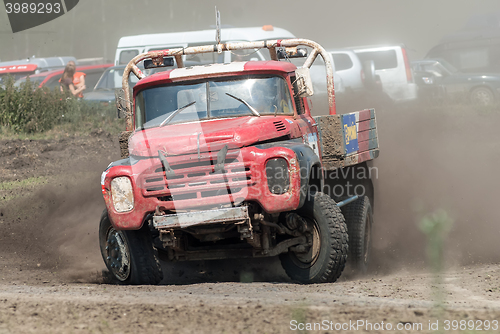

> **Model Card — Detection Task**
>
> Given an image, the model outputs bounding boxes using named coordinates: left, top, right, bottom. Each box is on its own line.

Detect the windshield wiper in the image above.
left=225, top=93, right=260, bottom=117
left=160, top=101, right=197, bottom=127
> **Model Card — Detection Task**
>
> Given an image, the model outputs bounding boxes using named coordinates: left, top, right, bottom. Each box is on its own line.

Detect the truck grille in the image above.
left=138, top=152, right=254, bottom=202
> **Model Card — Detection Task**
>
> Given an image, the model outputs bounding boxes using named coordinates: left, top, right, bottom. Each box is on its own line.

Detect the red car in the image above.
left=14, top=64, right=113, bottom=93
left=0, top=56, right=77, bottom=86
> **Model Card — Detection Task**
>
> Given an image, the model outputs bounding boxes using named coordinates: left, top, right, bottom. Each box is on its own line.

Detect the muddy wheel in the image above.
left=99, top=210, right=163, bottom=285
left=341, top=196, right=373, bottom=274
left=470, top=87, right=494, bottom=106
left=280, top=192, right=348, bottom=283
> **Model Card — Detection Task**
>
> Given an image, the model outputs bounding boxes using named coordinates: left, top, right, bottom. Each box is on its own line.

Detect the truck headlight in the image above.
left=266, top=158, right=290, bottom=195
left=111, top=177, right=134, bottom=212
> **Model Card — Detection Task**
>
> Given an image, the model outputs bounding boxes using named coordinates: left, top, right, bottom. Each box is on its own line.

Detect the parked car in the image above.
left=84, top=60, right=240, bottom=107
left=286, top=51, right=344, bottom=115
left=14, top=64, right=112, bottom=94
left=83, top=65, right=149, bottom=106
left=329, top=48, right=365, bottom=96
left=352, top=44, right=418, bottom=103
left=0, top=56, right=76, bottom=86
left=412, top=58, right=500, bottom=105
left=308, top=63, right=344, bottom=115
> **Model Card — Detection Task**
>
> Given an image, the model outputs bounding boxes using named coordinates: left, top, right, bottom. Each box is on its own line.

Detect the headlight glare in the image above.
left=422, top=77, right=434, bottom=84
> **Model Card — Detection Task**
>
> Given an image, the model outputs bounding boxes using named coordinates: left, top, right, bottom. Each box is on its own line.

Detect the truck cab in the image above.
left=100, top=38, right=379, bottom=285
left=107, top=60, right=322, bottom=230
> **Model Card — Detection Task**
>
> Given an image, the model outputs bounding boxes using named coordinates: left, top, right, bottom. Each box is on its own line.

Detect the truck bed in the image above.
left=314, top=108, right=379, bottom=169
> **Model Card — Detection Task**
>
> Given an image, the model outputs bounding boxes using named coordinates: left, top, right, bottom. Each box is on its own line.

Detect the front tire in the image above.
left=99, top=210, right=163, bottom=285
left=280, top=192, right=348, bottom=283
left=341, top=196, right=373, bottom=274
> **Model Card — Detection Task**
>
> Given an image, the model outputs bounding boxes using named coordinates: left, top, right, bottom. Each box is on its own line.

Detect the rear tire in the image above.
left=470, top=87, right=494, bottom=106
left=99, top=210, right=163, bottom=285
left=341, top=196, right=373, bottom=274
left=280, top=192, right=348, bottom=283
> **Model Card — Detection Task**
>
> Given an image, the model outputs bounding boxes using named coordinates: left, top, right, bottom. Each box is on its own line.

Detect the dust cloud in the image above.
left=2, top=0, right=500, bottom=62
left=3, top=101, right=499, bottom=283
left=368, top=101, right=500, bottom=274
left=0, top=169, right=293, bottom=284
left=40, top=101, right=500, bottom=282
left=0, top=175, right=106, bottom=282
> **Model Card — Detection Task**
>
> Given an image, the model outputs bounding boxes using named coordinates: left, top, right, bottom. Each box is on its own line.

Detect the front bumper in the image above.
left=102, top=145, right=301, bottom=230
left=153, top=206, right=249, bottom=229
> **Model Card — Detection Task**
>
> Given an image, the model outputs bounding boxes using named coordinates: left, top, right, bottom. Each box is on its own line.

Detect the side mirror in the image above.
left=277, top=47, right=308, bottom=59
left=144, top=56, right=175, bottom=69
left=295, top=67, right=314, bottom=97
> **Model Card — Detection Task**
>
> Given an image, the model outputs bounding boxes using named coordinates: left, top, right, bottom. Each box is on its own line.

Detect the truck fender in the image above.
left=256, top=140, right=322, bottom=209
left=105, top=157, right=132, bottom=171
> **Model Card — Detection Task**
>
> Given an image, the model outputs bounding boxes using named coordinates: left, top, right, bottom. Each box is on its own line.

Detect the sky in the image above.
left=0, top=0, right=499, bottom=63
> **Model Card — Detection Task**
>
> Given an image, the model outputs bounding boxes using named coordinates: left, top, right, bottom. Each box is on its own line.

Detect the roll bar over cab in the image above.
left=114, top=26, right=296, bottom=66
left=100, top=38, right=380, bottom=284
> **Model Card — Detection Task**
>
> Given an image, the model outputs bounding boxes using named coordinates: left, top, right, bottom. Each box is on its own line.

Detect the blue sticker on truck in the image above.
left=342, top=114, right=359, bottom=155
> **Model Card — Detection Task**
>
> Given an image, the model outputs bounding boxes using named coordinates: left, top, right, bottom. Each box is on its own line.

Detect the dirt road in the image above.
left=0, top=262, right=499, bottom=333
left=1, top=105, right=499, bottom=333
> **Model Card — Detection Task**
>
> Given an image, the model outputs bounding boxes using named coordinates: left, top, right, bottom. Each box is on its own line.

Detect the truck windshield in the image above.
left=135, top=75, right=293, bottom=129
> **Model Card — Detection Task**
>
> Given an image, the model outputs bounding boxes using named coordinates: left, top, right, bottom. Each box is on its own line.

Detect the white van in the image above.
left=329, top=49, right=364, bottom=95
left=352, top=44, right=418, bottom=103
left=115, top=26, right=296, bottom=66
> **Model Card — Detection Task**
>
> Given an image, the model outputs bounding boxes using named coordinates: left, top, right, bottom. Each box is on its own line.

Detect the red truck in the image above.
left=99, top=38, right=379, bottom=284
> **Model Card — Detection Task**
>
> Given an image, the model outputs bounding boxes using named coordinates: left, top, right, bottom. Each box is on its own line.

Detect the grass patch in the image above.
left=0, top=111, right=125, bottom=140
left=0, top=176, right=49, bottom=203
left=0, top=171, right=96, bottom=204
left=0, top=75, right=125, bottom=138
left=0, top=176, right=48, bottom=191
left=290, top=303, right=309, bottom=333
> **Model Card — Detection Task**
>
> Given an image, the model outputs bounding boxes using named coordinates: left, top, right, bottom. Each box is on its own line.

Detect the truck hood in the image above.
left=128, top=116, right=292, bottom=157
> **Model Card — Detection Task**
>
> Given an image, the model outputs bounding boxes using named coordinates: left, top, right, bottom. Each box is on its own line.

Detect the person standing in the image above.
left=60, top=61, right=86, bottom=98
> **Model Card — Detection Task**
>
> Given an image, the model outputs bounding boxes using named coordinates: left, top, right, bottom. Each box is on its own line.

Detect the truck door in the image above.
left=289, top=74, right=320, bottom=157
